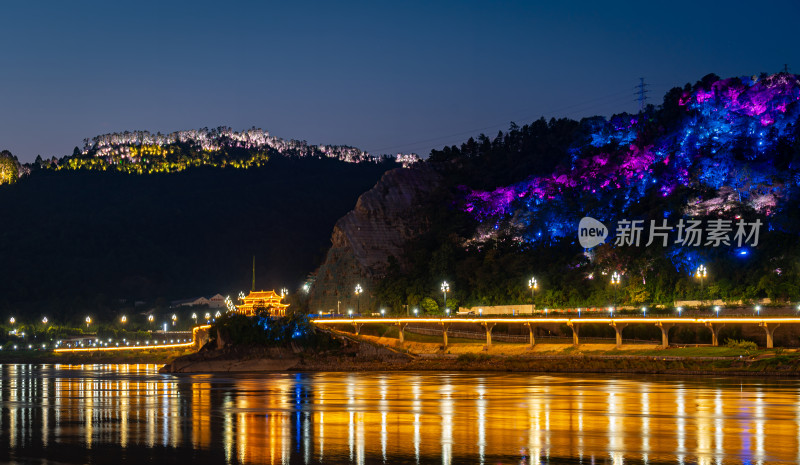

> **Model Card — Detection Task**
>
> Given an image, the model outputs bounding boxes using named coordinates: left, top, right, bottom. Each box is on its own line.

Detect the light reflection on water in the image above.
left=1, top=364, right=800, bottom=464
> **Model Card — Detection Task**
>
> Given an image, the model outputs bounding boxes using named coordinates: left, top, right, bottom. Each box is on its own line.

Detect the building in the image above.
left=171, top=293, right=227, bottom=309
left=238, top=290, right=290, bottom=317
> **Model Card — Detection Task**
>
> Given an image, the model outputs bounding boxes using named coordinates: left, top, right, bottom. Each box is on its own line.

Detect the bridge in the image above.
left=310, top=317, right=800, bottom=349
left=52, top=325, right=212, bottom=354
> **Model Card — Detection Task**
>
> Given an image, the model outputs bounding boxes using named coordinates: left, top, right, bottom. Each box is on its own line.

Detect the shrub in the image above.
left=725, top=339, right=758, bottom=351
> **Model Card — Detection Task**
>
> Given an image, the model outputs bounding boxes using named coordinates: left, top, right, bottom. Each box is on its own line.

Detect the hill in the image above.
left=0, top=155, right=394, bottom=321
left=306, top=73, right=800, bottom=314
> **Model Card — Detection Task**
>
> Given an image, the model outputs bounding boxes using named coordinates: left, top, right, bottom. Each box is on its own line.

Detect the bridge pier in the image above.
left=441, top=322, right=451, bottom=348
left=759, top=322, right=780, bottom=349
left=482, top=322, right=495, bottom=348
left=705, top=322, right=725, bottom=346
left=656, top=322, right=674, bottom=349
left=525, top=323, right=537, bottom=347
left=567, top=322, right=580, bottom=346
left=610, top=322, right=627, bottom=348
left=396, top=322, right=407, bottom=343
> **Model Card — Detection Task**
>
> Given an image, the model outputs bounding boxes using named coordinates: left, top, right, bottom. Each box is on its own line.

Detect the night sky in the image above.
left=2, top=0, right=799, bottom=162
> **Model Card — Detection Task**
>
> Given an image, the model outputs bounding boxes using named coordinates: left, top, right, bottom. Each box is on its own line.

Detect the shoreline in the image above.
left=157, top=332, right=800, bottom=376
left=4, top=333, right=799, bottom=377
left=158, top=353, right=800, bottom=377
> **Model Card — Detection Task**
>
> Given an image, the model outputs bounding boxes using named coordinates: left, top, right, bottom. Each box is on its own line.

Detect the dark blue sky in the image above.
left=2, top=0, right=798, bottom=162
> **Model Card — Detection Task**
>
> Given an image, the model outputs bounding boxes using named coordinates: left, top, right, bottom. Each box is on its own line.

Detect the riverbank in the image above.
left=0, top=347, right=195, bottom=365
left=158, top=331, right=800, bottom=376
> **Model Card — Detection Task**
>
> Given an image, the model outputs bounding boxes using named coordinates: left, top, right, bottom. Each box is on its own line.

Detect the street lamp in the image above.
left=171, top=314, right=177, bottom=326
left=354, top=284, right=363, bottom=314
left=121, top=315, right=127, bottom=325
left=42, top=317, right=48, bottom=325
left=148, top=315, right=154, bottom=326
left=85, top=316, right=91, bottom=328
left=348, top=309, right=353, bottom=318
left=695, top=265, right=707, bottom=301
left=281, top=288, right=289, bottom=298
left=215, top=311, right=221, bottom=318
left=192, top=313, right=197, bottom=324
left=204, top=312, right=210, bottom=323
left=755, top=305, right=761, bottom=317
left=441, top=281, right=449, bottom=312
left=528, top=277, right=538, bottom=309
left=9, top=317, right=15, bottom=326
left=642, top=306, right=647, bottom=318
left=611, top=272, right=621, bottom=312
left=714, top=306, right=720, bottom=317
left=608, top=306, right=614, bottom=318
left=677, top=306, right=683, bottom=317
left=577, top=307, right=582, bottom=318
left=446, top=308, right=450, bottom=317
left=413, top=308, right=418, bottom=317
left=380, top=309, right=385, bottom=317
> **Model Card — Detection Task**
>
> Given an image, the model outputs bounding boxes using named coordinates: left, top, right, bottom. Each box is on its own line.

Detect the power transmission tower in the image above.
left=635, top=77, right=649, bottom=113
left=783, top=64, right=791, bottom=73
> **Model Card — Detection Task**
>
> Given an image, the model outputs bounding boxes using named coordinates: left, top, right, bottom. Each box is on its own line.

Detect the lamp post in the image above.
left=528, top=277, right=538, bottom=309
left=695, top=265, right=707, bottom=302
left=348, top=309, right=353, bottom=318
left=148, top=315, right=154, bottom=328
left=85, top=316, right=92, bottom=329
left=380, top=309, right=385, bottom=317
left=192, top=313, right=197, bottom=324
left=281, top=288, right=288, bottom=299
left=714, top=306, right=720, bottom=318
left=608, top=306, right=614, bottom=318
left=677, top=306, right=683, bottom=317
left=354, top=284, right=363, bottom=315
left=121, top=315, right=127, bottom=325
left=642, top=306, right=647, bottom=318
left=413, top=308, right=418, bottom=317
left=755, top=305, right=761, bottom=317
left=205, top=313, right=210, bottom=324
left=441, top=281, right=449, bottom=313
left=611, top=272, right=621, bottom=312
left=42, top=317, right=48, bottom=327
left=171, top=314, right=177, bottom=326
left=9, top=317, right=15, bottom=327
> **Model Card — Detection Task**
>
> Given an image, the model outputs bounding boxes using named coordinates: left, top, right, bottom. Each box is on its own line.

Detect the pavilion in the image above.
left=237, top=290, right=289, bottom=317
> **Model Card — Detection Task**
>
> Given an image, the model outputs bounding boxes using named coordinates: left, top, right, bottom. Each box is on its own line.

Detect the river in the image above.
left=1, top=364, right=798, bottom=464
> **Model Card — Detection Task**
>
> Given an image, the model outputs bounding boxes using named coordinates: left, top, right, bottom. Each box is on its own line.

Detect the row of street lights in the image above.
left=8, top=311, right=224, bottom=330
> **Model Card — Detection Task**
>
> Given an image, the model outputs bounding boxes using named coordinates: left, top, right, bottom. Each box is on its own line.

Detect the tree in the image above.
left=0, top=150, right=20, bottom=184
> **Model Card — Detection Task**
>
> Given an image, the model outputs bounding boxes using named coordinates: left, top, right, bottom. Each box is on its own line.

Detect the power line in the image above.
left=366, top=86, right=657, bottom=154
left=635, top=77, right=649, bottom=113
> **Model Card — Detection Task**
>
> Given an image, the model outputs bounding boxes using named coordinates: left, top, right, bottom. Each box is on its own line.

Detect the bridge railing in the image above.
left=403, top=326, right=656, bottom=344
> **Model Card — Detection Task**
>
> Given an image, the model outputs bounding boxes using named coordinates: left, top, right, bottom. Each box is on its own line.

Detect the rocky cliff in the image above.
left=308, top=164, right=443, bottom=313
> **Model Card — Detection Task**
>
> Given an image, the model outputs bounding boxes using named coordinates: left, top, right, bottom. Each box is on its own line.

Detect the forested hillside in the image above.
left=374, top=73, right=800, bottom=313
left=0, top=156, right=393, bottom=321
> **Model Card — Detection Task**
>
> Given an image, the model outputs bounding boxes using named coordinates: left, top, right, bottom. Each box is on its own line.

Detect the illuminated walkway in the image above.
left=52, top=325, right=211, bottom=354
left=311, top=317, right=799, bottom=349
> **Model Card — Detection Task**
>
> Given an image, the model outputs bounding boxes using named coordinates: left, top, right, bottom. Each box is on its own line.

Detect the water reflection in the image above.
left=1, top=365, right=800, bottom=463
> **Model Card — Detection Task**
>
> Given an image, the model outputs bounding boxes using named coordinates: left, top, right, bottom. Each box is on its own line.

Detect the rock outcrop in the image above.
left=308, top=164, right=443, bottom=313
